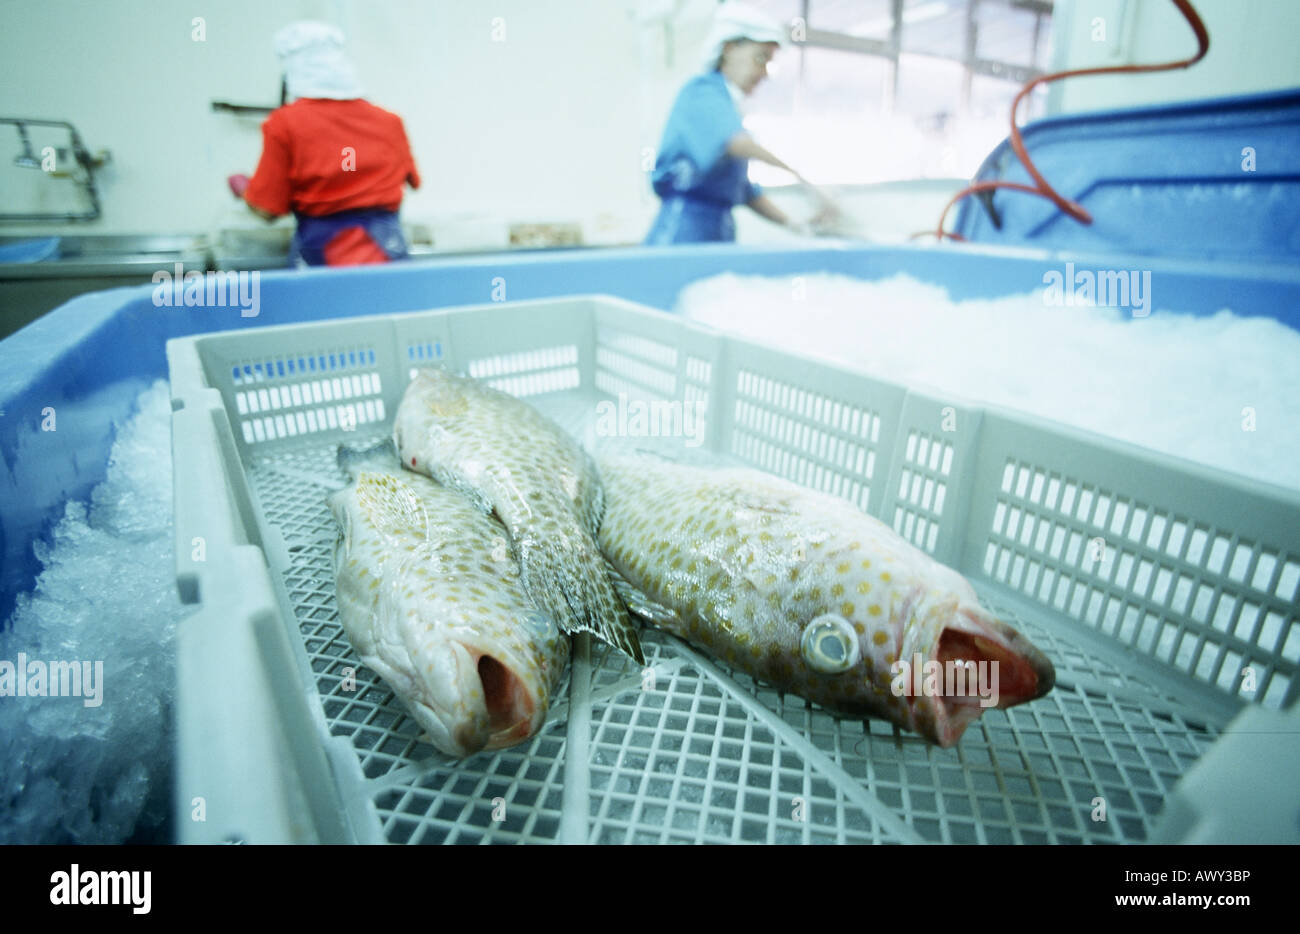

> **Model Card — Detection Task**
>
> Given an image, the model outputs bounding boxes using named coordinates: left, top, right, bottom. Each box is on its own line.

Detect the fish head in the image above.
left=394, top=583, right=567, bottom=757
left=392, top=369, right=474, bottom=473
left=899, top=595, right=1056, bottom=746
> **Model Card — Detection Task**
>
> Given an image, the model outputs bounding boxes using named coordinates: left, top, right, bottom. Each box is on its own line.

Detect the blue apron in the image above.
left=645, top=195, right=736, bottom=245
left=644, top=71, right=759, bottom=245
left=289, top=208, right=409, bottom=267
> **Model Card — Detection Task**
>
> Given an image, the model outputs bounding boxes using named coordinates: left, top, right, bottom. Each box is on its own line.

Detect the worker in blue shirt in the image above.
left=645, top=2, right=836, bottom=245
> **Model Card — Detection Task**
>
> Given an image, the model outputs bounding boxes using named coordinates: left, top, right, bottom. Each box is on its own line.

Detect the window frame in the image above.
left=784, top=0, right=1053, bottom=117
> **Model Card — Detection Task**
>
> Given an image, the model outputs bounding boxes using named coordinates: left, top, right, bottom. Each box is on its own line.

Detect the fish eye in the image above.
left=800, top=614, right=860, bottom=674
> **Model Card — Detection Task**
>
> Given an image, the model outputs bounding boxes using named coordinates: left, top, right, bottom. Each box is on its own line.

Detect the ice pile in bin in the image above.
left=680, top=272, right=1300, bottom=491
left=0, top=382, right=184, bottom=844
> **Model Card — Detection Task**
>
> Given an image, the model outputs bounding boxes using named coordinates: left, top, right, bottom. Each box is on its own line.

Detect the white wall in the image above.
left=1048, top=0, right=1300, bottom=115
left=8, top=0, right=1293, bottom=244
left=0, top=0, right=721, bottom=244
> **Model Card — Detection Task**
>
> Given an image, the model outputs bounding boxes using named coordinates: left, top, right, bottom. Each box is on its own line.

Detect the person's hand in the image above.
left=227, top=173, right=250, bottom=198
left=790, top=180, right=842, bottom=233
left=806, top=188, right=843, bottom=232
left=810, top=208, right=841, bottom=235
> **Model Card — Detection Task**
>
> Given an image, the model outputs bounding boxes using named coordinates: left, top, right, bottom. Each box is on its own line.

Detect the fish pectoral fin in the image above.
left=522, top=541, right=645, bottom=665
left=604, top=558, right=681, bottom=629
left=355, top=473, right=432, bottom=539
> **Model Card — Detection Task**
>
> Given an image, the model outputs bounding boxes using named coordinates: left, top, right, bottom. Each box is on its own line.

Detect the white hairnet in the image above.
left=701, top=1, right=787, bottom=71
left=274, top=21, right=363, bottom=101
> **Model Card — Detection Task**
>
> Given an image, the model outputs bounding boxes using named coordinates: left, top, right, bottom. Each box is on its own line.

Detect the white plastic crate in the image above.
left=166, top=295, right=1300, bottom=844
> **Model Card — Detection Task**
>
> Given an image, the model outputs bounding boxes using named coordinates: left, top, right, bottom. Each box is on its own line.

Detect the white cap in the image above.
left=274, top=21, right=363, bottom=101
left=701, top=1, right=787, bottom=71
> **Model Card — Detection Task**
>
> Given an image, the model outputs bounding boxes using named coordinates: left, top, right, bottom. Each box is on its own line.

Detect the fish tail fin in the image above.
left=337, top=439, right=400, bottom=480
left=524, top=540, right=645, bottom=666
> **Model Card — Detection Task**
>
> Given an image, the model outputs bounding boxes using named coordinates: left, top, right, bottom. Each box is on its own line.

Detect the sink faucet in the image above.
left=13, top=123, right=40, bottom=169
left=2, top=117, right=110, bottom=221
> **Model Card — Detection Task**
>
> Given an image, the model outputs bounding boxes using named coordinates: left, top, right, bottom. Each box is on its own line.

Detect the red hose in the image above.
left=918, top=0, right=1210, bottom=242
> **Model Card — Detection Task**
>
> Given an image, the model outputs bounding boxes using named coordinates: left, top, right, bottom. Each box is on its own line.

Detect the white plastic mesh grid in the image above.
left=467, top=344, right=581, bottom=397
left=240, top=394, right=1224, bottom=845
left=371, top=727, right=570, bottom=845
left=730, top=370, right=884, bottom=513
left=981, top=457, right=1299, bottom=708
left=229, top=346, right=387, bottom=444
left=173, top=298, right=1300, bottom=844
left=594, top=331, right=677, bottom=399
left=892, top=430, right=955, bottom=555
left=581, top=635, right=910, bottom=844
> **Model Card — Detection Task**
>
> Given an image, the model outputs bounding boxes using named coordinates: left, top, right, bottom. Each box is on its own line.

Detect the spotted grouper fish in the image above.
left=597, top=454, right=1055, bottom=746
left=327, top=442, right=569, bottom=757
left=393, top=368, right=644, bottom=664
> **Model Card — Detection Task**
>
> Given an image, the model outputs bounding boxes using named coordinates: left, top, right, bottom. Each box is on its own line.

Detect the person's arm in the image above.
left=748, top=193, right=793, bottom=228
left=242, top=116, right=294, bottom=221
left=227, top=173, right=279, bottom=222
left=729, top=131, right=841, bottom=226
left=727, top=133, right=800, bottom=178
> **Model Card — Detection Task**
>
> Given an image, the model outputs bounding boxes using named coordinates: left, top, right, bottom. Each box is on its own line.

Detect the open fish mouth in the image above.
left=914, top=611, right=1056, bottom=746
left=474, top=653, right=544, bottom=748
left=411, top=641, right=548, bottom=757
left=456, top=643, right=544, bottom=753
left=937, top=629, right=1054, bottom=707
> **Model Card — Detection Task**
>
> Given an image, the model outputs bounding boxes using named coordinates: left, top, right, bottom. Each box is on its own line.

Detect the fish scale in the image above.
left=394, top=369, right=644, bottom=665
left=328, top=444, right=569, bottom=758
left=597, top=453, right=1055, bottom=747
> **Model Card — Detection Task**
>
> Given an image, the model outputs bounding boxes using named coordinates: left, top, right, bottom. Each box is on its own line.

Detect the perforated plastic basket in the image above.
left=167, top=295, right=1300, bottom=845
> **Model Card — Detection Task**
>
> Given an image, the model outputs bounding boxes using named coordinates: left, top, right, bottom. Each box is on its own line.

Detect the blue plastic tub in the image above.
left=954, top=88, right=1300, bottom=263
left=3, top=241, right=1299, bottom=623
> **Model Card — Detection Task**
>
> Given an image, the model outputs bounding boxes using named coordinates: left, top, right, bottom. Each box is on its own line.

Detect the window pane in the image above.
left=793, top=43, right=891, bottom=116
left=742, top=0, right=805, bottom=27
left=736, top=1, right=1057, bottom=184
left=745, top=46, right=893, bottom=185
left=810, top=0, right=896, bottom=40
left=900, top=0, right=969, bottom=59
left=970, top=74, right=1048, bottom=122
left=968, top=73, right=1021, bottom=120
left=895, top=52, right=965, bottom=118
left=975, top=0, right=1051, bottom=70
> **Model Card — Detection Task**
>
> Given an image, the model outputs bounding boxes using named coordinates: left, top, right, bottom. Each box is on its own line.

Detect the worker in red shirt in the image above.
left=228, top=22, right=421, bottom=267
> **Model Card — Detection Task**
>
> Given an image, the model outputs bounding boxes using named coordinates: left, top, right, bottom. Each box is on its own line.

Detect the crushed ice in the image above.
left=679, top=273, right=1300, bottom=491
left=0, top=380, right=183, bottom=844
